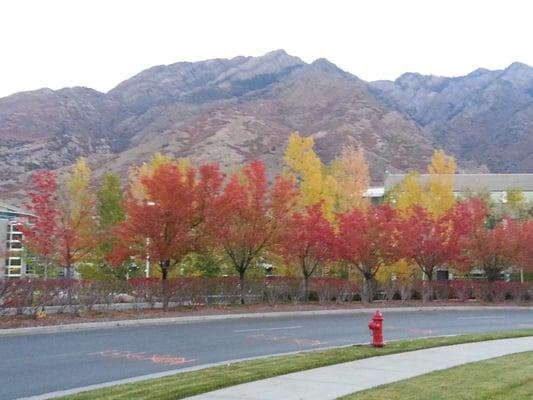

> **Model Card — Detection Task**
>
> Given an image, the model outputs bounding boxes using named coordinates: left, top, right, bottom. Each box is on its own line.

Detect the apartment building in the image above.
left=0, top=202, right=32, bottom=279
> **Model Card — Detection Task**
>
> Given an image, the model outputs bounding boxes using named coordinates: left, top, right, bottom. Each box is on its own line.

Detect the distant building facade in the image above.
left=384, top=173, right=533, bottom=203
left=0, top=202, right=32, bottom=279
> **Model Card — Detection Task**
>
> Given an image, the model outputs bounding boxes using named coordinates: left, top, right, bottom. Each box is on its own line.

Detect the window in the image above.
left=10, top=223, right=23, bottom=233
left=8, top=258, right=21, bottom=266
left=9, top=241, right=22, bottom=249
left=7, top=267, right=22, bottom=276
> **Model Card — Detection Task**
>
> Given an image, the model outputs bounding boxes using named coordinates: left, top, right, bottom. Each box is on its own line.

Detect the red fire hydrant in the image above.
left=368, top=310, right=384, bottom=347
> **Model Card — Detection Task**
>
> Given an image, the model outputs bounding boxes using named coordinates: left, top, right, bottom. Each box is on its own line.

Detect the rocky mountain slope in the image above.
left=371, top=62, right=533, bottom=173
left=0, top=50, right=531, bottom=204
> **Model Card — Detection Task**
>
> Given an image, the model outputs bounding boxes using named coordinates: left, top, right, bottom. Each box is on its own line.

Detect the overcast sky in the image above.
left=1, top=0, right=532, bottom=98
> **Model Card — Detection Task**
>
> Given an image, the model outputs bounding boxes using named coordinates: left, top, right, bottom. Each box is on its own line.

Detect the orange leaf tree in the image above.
left=218, top=160, right=298, bottom=304
left=56, top=158, right=98, bottom=280
left=113, top=162, right=224, bottom=309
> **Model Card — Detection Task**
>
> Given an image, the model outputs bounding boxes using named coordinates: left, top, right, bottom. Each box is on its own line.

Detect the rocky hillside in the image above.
left=0, top=50, right=435, bottom=202
left=371, top=62, right=533, bottom=173
left=1, top=50, right=532, bottom=204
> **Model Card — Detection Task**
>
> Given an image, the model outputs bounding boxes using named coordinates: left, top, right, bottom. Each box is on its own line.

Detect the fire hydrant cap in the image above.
left=372, top=310, right=383, bottom=321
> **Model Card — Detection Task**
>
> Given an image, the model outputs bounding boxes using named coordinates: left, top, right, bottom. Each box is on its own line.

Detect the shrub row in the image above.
left=1, top=277, right=531, bottom=316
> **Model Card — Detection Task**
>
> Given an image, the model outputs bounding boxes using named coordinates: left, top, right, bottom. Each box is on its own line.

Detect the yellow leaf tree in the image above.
left=388, top=172, right=425, bottom=215
left=388, top=150, right=456, bottom=218
left=284, top=132, right=337, bottom=220
left=376, top=259, right=418, bottom=301
left=332, top=145, right=369, bottom=211
left=426, top=149, right=456, bottom=217
left=56, top=157, right=98, bottom=279
left=505, top=188, right=526, bottom=215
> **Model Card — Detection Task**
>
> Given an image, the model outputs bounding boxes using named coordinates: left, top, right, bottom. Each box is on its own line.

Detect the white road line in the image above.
left=458, top=316, right=506, bottom=320
left=235, top=326, right=303, bottom=333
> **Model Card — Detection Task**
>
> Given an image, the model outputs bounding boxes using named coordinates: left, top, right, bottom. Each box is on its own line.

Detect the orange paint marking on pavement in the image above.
left=89, top=350, right=195, bottom=365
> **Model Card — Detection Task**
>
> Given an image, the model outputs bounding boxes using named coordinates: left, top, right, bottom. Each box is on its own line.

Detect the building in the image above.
left=363, top=187, right=385, bottom=205
left=384, top=173, right=533, bottom=203
left=0, top=202, right=32, bottom=279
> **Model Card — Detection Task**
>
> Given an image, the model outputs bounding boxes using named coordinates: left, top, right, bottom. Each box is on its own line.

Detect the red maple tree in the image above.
left=515, top=220, right=533, bottom=274
left=218, top=160, right=298, bottom=304
left=399, top=198, right=485, bottom=301
left=112, top=162, right=224, bottom=309
left=460, top=214, right=525, bottom=300
left=278, top=203, right=336, bottom=302
left=336, top=204, right=402, bottom=303
left=22, top=170, right=59, bottom=278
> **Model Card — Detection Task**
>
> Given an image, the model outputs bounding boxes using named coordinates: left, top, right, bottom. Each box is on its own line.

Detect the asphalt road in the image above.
left=1, top=309, right=532, bottom=399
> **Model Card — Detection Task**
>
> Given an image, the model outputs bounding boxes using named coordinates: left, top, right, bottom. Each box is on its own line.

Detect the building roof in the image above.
left=384, top=174, right=533, bottom=192
left=363, top=187, right=385, bottom=198
left=0, top=202, right=33, bottom=218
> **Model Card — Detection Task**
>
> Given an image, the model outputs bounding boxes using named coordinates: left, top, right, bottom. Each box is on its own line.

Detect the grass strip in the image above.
left=339, top=351, right=533, bottom=400
left=61, top=329, right=533, bottom=400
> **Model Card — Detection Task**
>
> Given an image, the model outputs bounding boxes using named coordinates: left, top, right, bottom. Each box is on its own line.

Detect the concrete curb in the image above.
left=2, top=305, right=533, bottom=337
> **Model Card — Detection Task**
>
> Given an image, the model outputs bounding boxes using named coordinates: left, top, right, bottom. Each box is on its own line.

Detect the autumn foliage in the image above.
left=23, top=159, right=98, bottom=281
left=398, top=198, right=486, bottom=300
left=112, top=162, right=224, bottom=309
left=337, top=204, right=403, bottom=302
left=279, top=203, right=336, bottom=301
left=217, top=160, right=298, bottom=304
left=17, top=140, right=533, bottom=309
left=22, top=170, right=58, bottom=278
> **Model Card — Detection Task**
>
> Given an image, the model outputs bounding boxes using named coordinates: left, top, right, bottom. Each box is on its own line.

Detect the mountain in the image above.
left=0, top=50, right=532, bottom=204
left=371, top=62, right=533, bottom=173
left=0, top=50, right=435, bottom=202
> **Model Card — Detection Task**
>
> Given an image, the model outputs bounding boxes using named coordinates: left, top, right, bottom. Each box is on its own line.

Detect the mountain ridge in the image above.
left=0, top=51, right=531, bottom=204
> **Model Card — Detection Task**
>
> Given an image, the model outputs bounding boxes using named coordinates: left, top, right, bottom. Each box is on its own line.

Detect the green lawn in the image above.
left=60, top=330, right=533, bottom=400
left=340, top=351, right=533, bottom=400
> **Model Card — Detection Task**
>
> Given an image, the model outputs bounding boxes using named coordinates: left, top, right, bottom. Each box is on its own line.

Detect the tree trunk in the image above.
left=362, top=274, right=374, bottom=304
left=161, top=260, right=170, bottom=311
left=484, top=267, right=500, bottom=302
left=422, top=269, right=434, bottom=303
left=485, top=280, right=494, bottom=302
left=65, top=264, right=75, bottom=312
left=303, top=275, right=309, bottom=303
left=239, top=270, right=246, bottom=305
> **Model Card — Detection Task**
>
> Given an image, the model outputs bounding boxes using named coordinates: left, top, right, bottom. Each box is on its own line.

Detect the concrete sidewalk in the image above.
left=184, top=336, right=533, bottom=400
